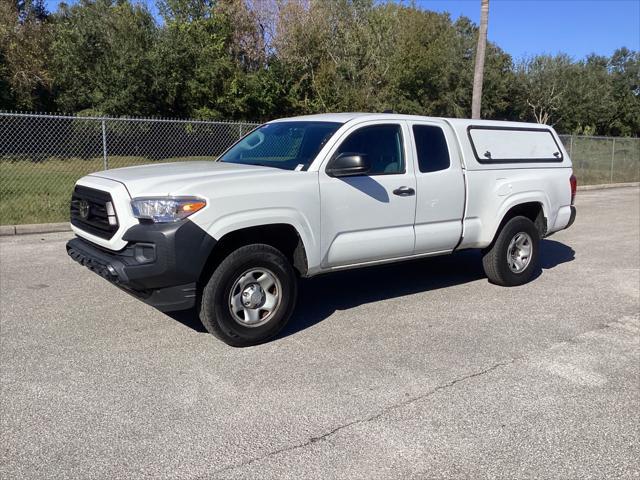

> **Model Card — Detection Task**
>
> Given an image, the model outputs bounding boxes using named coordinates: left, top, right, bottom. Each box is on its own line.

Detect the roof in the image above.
left=267, top=112, right=547, bottom=130
left=268, top=112, right=372, bottom=123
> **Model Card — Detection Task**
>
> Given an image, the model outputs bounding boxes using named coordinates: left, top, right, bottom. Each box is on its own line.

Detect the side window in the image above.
left=413, top=125, right=450, bottom=173
left=334, top=124, right=404, bottom=175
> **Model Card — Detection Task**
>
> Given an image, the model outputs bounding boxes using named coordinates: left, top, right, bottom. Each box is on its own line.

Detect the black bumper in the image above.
left=566, top=206, right=577, bottom=229
left=66, top=220, right=216, bottom=312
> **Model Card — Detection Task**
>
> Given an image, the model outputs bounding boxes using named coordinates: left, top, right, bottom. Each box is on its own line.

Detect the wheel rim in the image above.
left=228, top=268, right=282, bottom=328
left=507, top=232, right=533, bottom=273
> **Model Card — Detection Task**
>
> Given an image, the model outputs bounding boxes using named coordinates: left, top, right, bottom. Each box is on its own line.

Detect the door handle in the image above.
left=393, top=186, right=415, bottom=196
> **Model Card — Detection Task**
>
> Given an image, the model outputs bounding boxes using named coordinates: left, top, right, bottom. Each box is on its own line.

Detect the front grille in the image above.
left=70, top=185, right=119, bottom=239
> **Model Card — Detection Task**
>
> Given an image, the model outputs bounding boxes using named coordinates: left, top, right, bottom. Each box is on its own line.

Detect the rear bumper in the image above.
left=565, top=205, right=577, bottom=229
left=66, top=220, right=216, bottom=312
left=548, top=205, right=577, bottom=235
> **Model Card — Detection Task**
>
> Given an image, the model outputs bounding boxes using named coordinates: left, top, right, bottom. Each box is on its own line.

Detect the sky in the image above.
left=415, top=0, right=640, bottom=60
left=43, top=0, right=640, bottom=61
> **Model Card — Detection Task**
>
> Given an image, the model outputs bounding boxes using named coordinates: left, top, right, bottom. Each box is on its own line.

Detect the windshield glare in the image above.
left=219, top=121, right=341, bottom=171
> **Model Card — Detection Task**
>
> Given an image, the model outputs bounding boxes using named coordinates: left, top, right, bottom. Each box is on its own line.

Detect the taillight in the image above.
left=570, top=174, right=577, bottom=205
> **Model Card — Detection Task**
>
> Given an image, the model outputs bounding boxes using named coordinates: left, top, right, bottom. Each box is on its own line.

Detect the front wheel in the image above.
left=482, top=216, right=540, bottom=287
left=199, top=244, right=298, bottom=347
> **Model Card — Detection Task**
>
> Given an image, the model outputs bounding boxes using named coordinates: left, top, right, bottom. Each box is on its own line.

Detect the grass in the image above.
left=0, top=143, right=638, bottom=225
left=0, top=156, right=211, bottom=225
left=566, top=137, right=640, bottom=185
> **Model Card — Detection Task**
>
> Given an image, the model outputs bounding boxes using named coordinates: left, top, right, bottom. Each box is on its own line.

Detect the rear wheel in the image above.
left=200, top=244, right=298, bottom=347
left=482, top=216, right=540, bottom=286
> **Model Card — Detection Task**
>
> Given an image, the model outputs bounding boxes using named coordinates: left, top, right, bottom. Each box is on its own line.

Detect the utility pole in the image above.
left=472, top=0, right=490, bottom=119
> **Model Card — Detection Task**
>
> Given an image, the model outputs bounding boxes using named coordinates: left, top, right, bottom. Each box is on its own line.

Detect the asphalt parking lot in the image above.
left=1, top=186, right=639, bottom=479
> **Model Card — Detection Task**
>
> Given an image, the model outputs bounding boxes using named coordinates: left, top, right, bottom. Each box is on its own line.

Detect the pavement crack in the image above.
left=211, top=358, right=516, bottom=477
left=211, top=318, right=639, bottom=477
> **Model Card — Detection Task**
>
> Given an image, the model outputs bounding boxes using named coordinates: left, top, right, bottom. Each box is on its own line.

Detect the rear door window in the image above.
left=413, top=125, right=451, bottom=173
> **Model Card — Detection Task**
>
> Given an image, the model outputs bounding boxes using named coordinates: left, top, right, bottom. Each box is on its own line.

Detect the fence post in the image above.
left=569, top=135, right=574, bottom=157
left=610, top=137, right=615, bottom=184
left=101, top=119, right=108, bottom=170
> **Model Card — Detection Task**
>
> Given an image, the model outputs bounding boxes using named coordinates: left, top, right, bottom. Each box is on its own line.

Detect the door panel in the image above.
left=326, top=225, right=415, bottom=266
left=411, top=122, right=465, bottom=253
left=320, top=122, right=416, bottom=267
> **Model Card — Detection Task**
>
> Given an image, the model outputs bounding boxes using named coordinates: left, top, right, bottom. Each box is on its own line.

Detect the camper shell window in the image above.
left=467, top=126, right=564, bottom=164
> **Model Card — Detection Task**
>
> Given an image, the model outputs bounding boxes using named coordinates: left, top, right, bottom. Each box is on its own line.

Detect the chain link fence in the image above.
left=0, top=112, right=638, bottom=225
left=558, top=134, right=640, bottom=186
left=0, top=112, right=259, bottom=225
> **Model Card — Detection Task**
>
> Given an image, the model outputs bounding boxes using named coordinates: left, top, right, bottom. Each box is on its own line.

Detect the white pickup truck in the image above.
left=67, top=113, right=577, bottom=346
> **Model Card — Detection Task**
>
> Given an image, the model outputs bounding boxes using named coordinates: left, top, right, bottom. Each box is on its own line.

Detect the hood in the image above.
left=88, top=161, right=292, bottom=197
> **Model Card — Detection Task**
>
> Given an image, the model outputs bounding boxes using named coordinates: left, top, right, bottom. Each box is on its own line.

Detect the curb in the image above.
left=0, top=222, right=71, bottom=236
left=0, top=182, right=638, bottom=236
left=577, top=182, right=639, bottom=191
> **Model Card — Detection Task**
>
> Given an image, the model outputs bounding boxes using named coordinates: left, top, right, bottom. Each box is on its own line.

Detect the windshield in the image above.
left=219, top=121, right=341, bottom=171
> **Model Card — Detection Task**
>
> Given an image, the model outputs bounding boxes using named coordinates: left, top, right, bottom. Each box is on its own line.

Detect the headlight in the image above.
left=130, top=197, right=206, bottom=223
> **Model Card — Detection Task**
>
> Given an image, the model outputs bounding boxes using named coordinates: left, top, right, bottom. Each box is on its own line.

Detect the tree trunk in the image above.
left=471, top=0, right=489, bottom=119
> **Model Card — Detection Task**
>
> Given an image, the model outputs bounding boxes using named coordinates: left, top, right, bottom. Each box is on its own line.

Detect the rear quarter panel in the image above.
left=459, top=167, right=573, bottom=248
left=448, top=120, right=574, bottom=248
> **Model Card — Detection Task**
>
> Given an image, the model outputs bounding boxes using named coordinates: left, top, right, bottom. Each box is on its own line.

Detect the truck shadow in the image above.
left=166, top=239, right=575, bottom=337
left=278, top=238, right=575, bottom=339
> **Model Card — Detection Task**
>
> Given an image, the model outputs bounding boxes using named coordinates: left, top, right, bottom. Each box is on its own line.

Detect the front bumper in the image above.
left=66, top=220, right=216, bottom=312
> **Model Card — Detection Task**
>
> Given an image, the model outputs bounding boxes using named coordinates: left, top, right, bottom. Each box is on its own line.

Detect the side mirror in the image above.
left=326, top=152, right=370, bottom=177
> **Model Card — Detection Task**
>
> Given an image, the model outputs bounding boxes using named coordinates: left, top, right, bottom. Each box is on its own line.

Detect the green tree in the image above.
left=608, top=47, right=640, bottom=136
left=274, top=0, right=396, bottom=113
left=515, top=54, right=573, bottom=126
left=388, top=8, right=471, bottom=117
left=0, top=0, right=636, bottom=136
left=0, top=0, right=52, bottom=110
left=514, top=51, right=639, bottom=136
left=273, top=1, right=515, bottom=120
left=568, top=55, right=618, bottom=134
left=152, top=0, right=271, bottom=119
left=50, top=0, right=157, bottom=116
left=387, top=10, right=514, bottom=119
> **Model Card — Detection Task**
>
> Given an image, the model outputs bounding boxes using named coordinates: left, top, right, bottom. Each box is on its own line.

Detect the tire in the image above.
left=482, top=216, right=540, bottom=287
left=199, top=244, right=298, bottom=347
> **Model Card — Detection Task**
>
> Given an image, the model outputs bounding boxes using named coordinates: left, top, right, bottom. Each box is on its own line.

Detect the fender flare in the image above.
left=486, top=191, right=551, bottom=245
left=202, top=207, right=318, bottom=272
